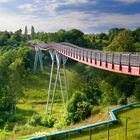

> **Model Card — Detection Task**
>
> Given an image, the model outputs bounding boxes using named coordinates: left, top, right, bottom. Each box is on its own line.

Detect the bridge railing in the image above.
left=56, top=43, right=140, bottom=67
left=33, top=42, right=140, bottom=76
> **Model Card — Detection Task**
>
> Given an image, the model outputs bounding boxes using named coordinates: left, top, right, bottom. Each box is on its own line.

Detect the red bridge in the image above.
left=32, top=42, right=140, bottom=77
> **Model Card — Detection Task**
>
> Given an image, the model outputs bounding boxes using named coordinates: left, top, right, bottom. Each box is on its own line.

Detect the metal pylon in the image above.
left=46, top=50, right=55, bottom=114
left=62, top=56, right=69, bottom=101
left=33, top=46, right=43, bottom=73
left=46, top=51, right=68, bottom=114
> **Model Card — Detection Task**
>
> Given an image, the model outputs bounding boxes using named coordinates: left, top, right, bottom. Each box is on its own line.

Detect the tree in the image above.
left=31, top=26, right=35, bottom=40
left=106, top=30, right=134, bottom=52
left=23, top=26, right=28, bottom=41
left=108, top=28, right=125, bottom=42
left=65, top=91, right=92, bottom=124
left=132, top=27, right=140, bottom=43
left=0, top=31, right=10, bottom=46
left=11, top=29, right=22, bottom=46
left=0, top=47, right=28, bottom=116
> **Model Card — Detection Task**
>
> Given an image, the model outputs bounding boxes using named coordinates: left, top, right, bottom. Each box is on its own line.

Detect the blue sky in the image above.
left=0, top=0, right=140, bottom=33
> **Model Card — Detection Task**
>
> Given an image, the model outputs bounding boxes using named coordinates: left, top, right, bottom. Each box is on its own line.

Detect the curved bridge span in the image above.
left=32, top=42, right=140, bottom=76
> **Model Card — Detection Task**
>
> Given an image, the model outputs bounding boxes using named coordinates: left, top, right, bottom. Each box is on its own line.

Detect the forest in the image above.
left=0, top=26, right=140, bottom=139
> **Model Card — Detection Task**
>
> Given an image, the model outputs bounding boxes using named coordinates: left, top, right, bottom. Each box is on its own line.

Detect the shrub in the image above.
left=4, top=122, right=15, bottom=131
left=81, top=80, right=101, bottom=105
left=65, top=91, right=92, bottom=124
left=128, top=95, right=139, bottom=103
left=41, top=115, right=56, bottom=128
left=134, top=84, right=140, bottom=101
left=28, top=113, right=41, bottom=126
left=54, top=117, right=65, bottom=130
left=98, top=80, right=120, bottom=106
left=118, top=98, right=127, bottom=105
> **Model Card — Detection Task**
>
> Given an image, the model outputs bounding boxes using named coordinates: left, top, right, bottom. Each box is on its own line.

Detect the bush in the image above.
left=128, top=95, right=139, bottom=103
left=28, top=113, right=41, bottom=126
left=118, top=98, right=127, bottom=105
left=134, top=84, right=140, bottom=101
left=4, top=122, right=15, bottom=131
left=41, top=115, right=56, bottom=128
left=81, top=80, right=101, bottom=105
left=54, top=116, right=65, bottom=130
left=65, top=91, right=92, bottom=124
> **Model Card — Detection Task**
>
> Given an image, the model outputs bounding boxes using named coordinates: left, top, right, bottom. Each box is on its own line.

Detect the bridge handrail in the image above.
left=31, top=42, right=140, bottom=76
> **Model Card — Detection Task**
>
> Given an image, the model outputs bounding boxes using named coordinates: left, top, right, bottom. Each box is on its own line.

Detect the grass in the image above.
left=0, top=66, right=139, bottom=140
left=58, top=106, right=140, bottom=140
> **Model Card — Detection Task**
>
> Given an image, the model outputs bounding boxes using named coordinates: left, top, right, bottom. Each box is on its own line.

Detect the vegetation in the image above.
left=65, top=91, right=92, bottom=124
left=0, top=26, right=140, bottom=139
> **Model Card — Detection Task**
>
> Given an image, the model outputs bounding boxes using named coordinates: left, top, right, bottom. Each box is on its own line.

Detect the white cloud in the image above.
left=19, top=3, right=38, bottom=13
left=0, top=0, right=12, bottom=3
left=0, top=10, right=140, bottom=33
left=44, top=1, right=60, bottom=15
left=115, top=0, right=140, bottom=3
left=61, top=0, right=97, bottom=5
left=67, top=0, right=91, bottom=4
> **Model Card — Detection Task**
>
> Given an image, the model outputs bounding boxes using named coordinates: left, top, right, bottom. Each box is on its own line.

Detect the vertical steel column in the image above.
left=56, top=52, right=66, bottom=111
left=50, top=52, right=60, bottom=114
left=46, top=50, right=55, bottom=114
left=62, top=56, right=69, bottom=101
left=34, top=46, right=39, bottom=73
left=38, top=49, right=44, bottom=72
left=33, top=46, right=44, bottom=73
left=50, top=52, right=67, bottom=114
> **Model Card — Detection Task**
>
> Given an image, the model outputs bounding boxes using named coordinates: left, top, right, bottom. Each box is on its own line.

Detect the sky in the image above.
left=0, top=0, right=140, bottom=33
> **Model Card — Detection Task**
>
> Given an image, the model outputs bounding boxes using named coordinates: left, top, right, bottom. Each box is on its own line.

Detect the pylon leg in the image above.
left=56, top=53, right=67, bottom=111
left=46, top=50, right=55, bottom=114
left=50, top=61, right=60, bottom=114
left=34, top=46, right=39, bottom=73
left=33, top=46, right=44, bottom=73
left=38, top=49, right=44, bottom=72
left=62, top=56, right=69, bottom=101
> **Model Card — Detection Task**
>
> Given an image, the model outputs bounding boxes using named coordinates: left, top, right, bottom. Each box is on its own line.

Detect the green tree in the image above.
left=23, top=26, right=28, bottom=41
left=132, top=27, right=140, bottom=43
left=31, top=26, right=35, bottom=40
left=108, top=28, right=125, bottom=42
left=65, top=91, right=92, bottom=124
left=0, top=47, right=28, bottom=116
left=106, top=30, right=134, bottom=52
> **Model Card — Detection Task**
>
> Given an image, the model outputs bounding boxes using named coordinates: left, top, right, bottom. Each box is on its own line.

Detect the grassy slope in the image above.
left=64, top=106, right=140, bottom=140
left=0, top=66, right=139, bottom=140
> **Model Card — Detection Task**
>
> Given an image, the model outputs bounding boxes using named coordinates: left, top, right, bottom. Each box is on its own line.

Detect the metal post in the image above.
left=69, top=132, right=71, bottom=140
left=50, top=61, right=60, bottom=114
left=107, top=122, right=110, bottom=140
left=59, top=69, right=66, bottom=110
left=89, top=128, right=92, bottom=140
left=125, top=118, right=128, bottom=140
left=119, top=53, right=122, bottom=71
left=33, top=46, right=44, bottom=72
left=38, top=49, right=44, bottom=72
left=56, top=53, right=66, bottom=111
left=62, top=56, right=69, bottom=101
left=46, top=50, right=55, bottom=114
left=112, top=53, right=114, bottom=69
left=33, top=46, right=39, bottom=73
left=128, top=53, right=131, bottom=72
left=94, top=52, right=97, bottom=65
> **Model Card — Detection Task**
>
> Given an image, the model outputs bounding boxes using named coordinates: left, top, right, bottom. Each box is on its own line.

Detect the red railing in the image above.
left=31, top=42, right=140, bottom=76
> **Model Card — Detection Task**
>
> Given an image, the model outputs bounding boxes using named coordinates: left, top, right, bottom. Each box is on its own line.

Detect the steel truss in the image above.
left=46, top=50, right=68, bottom=114
left=34, top=46, right=44, bottom=72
